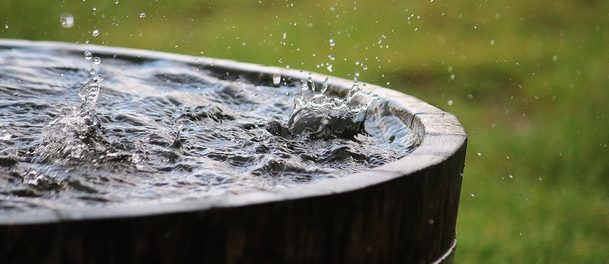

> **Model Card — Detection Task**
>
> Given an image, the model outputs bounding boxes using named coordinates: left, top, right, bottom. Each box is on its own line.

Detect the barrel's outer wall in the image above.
left=0, top=140, right=465, bottom=264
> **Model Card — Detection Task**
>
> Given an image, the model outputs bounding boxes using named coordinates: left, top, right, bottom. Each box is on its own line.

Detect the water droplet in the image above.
left=139, top=12, right=146, bottom=18
left=272, top=74, right=281, bottom=86
left=328, top=54, right=335, bottom=61
left=84, top=51, right=93, bottom=60
left=3, top=24, right=8, bottom=29
left=306, top=76, right=316, bottom=91
left=326, top=64, right=333, bottom=72
left=93, top=57, right=102, bottom=65
left=92, top=29, right=100, bottom=37
left=60, top=13, right=75, bottom=28
left=489, top=39, right=495, bottom=46
left=92, top=74, right=103, bottom=83
left=552, top=55, right=558, bottom=62
left=477, top=152, right=482, bottom=156
left=282, top=32, right=287, bottom=40
left=447, top=100, right=454, bottom=106
left=470, top=193, right=476, bottom=197
left=428, top=219, right=435, bottom=225
left=450, top=74, right=456, bottom=80
left=329, top=38, right=336, bottom=47
left=508, top=174, right=514, bottom=179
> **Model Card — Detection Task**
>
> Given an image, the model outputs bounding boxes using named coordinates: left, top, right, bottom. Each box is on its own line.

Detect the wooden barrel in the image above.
left=0, top=39, right=466, bottom=264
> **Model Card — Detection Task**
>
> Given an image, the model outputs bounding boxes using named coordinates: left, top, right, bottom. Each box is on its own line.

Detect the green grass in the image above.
left=2, top=0, right=609, bottom=262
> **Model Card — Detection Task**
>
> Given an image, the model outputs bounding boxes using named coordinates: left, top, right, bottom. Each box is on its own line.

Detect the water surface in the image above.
left=0, top=46, right=416, bottom=211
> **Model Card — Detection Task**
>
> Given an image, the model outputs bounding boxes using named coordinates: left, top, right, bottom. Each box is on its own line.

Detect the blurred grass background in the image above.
left=2, top=0, right=609, bottom=262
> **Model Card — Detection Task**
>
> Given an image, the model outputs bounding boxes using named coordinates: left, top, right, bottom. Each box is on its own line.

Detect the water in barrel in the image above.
left=0, top=46, right=418, bottom=211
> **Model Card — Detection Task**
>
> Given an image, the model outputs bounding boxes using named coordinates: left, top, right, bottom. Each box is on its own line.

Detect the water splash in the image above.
left=34, top=73, right=135, bottom=168
left=285, top=87, right=371, bottom=140
left=78, top=74, right=104, bottom=127
left=35, top=75, right=112, bottom=165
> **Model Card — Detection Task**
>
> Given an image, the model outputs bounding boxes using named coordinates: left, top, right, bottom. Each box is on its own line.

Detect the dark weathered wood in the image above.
left=0, top=39, right=466, bottom=264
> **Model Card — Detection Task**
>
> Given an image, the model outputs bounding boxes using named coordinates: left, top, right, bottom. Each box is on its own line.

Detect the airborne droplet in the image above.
left=60, top=13, right=75, bottom=28
left=329, top=38, right=336, bottom=47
